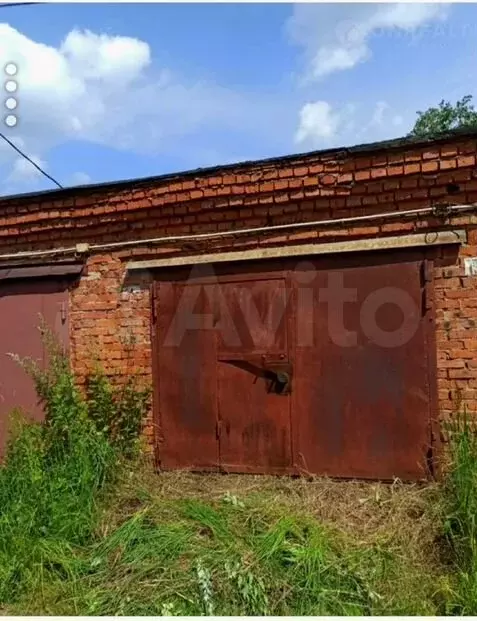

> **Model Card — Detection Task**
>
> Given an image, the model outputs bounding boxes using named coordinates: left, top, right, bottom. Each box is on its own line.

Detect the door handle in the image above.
left=219, top=358, right=292, bottom=395
left=275, top=371, right=289, bottom=384
left=274, top=371, right=290, bottom=391
left=268, top=369, right=291, bottom=395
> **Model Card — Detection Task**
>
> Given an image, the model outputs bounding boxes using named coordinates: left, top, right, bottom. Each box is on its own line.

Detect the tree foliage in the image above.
left=410, top=95, right=477, bottom=138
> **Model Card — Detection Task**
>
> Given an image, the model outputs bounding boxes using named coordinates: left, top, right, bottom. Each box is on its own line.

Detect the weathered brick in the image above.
left=404, top=163, right=421, bottom=175
left=371, top=168, right=387, bottom=179
left=422, top=161, right=438, bottom=173
left=440, top=159, right=458, bottom=170
left=355, top=170, right=371, bottom=182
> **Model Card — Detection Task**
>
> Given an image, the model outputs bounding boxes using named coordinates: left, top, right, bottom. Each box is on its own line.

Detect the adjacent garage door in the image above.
left=0, top=267, right=80, bottom=458
left=153, top=250, right=436, bottom=481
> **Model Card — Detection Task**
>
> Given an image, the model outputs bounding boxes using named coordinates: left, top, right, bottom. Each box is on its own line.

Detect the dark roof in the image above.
left=2, top=126, right=477, bottom=205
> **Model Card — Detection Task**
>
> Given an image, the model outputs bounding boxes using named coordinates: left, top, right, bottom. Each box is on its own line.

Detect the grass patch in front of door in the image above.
left=1, top=453, right=452, bottom=615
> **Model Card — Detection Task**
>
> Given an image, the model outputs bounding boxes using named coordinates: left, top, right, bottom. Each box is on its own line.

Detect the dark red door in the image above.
left=155, top=281, right=219, bottom=470
left=0, top=278, right=70, bottom=457
left=153, top=251, right=435, bottom=481
left=154, top=271, right=294, bottom=474
left=216, top=276, right=293, bottom=474
left=293, top=255, right=432, bottom=480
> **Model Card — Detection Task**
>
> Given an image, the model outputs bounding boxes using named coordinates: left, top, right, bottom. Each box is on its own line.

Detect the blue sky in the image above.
left=0, top=2, right=476, bottom=196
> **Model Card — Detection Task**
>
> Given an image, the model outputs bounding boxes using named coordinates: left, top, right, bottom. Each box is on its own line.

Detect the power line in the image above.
left=0, top=132, right=63, bottom=189
left=0, top=3, right=46, bottom=7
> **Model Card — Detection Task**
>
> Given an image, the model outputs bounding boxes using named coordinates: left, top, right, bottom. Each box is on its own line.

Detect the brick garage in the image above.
left=0, top=128, right=476, bottom=479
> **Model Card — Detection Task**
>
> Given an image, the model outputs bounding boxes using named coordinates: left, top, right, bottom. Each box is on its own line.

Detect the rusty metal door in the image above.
left=293, top=254, right=432, bottom=481
left=153, top=250, right=435, bottom=481
left=0, top=278, right=70, bottom=458
left=154, top=269, right=294, bottom=474
left=215, top=276, right=293, bottom=474
left=155, top=281, right=219, bottom=470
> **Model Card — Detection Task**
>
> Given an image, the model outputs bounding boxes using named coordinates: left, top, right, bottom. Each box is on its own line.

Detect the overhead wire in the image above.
left=0, top=132, right=63, bottom=189
left=0, top=3, right=46, bottom=8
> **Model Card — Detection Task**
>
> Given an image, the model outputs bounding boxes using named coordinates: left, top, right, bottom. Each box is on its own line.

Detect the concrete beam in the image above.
left=126, top=229, right=467, bottom=271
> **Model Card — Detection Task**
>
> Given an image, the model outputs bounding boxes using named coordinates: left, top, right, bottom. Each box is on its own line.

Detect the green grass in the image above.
left=1, top=487, right=434, bottom=615
left=0, top=409, right=469, bottom=616
left=439, top=412, right=477, bottom=614
left=0, top=335, right=143, bottom=610
left=2, top=337, right=477, bottom=615
left=0, top=389, right=118, bottom=605
left=0, top=459, right=449, bottom=616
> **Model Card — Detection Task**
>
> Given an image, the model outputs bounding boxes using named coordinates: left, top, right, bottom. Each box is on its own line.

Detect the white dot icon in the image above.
left=5, top=80, right=17, bottom=93
left=3, top=64, right=18, bottom=126
left=4, top=63, right=17, bottom=77
left=5, top=97, right=17, bottom=110
left=5, top=114, right=17, bottom=127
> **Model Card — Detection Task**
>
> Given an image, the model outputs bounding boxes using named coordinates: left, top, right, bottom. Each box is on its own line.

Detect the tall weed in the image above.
left=0, top=331, right=149, bottom=604
left=441, top=411, right=477, bottom=614
left=86, top=367, right=151, bottom=457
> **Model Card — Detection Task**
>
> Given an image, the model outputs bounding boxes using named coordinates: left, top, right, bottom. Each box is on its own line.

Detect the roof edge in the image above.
left=2, top=126, right=477, bottom=205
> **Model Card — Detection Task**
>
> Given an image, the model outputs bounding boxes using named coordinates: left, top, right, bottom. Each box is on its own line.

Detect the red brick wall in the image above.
left=1, top=133, right=477, bottom=444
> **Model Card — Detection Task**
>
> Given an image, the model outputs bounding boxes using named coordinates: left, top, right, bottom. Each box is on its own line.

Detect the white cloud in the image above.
left=295, top=101, right=341, bottom=145
left=0, top=24, right=152, bottom=154
left=0, top=152, right=50, bottom=195
left=0, top=22, right=292, bottom=188
left=295, top=99, right=408, bottom=149
left=287, top=3, right=449, bottom=80
left=357, top=100, right=408, bottom=140
left=61, top=29, right=150, bottom=85
left=7, top=154, right=46, bottom=183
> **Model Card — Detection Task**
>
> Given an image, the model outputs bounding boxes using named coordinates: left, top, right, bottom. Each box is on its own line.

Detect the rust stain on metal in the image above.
left=294, top=253, right=431, bottom=481
left=156, top=282, right=219, bottom=470
left=0, top=279, right=71, bottom=458
left=216, top=278, right=292, bottom=473
left=153, top=250, right=436, bottom=481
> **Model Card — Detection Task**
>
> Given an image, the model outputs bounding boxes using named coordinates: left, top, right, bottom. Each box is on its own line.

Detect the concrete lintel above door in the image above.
left=126, top=229, right=466, bottom=271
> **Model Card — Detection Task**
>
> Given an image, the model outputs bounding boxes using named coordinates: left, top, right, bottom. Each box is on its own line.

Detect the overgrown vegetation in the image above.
left=439, top=412, right=477, bottom=614
left=0, top=332, right=150, bottom=606
left=85, top=366, right=151, bottom=457
left=2, top=471, right=440, bottom=616
left=2, top=334, right=477, bottom=614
